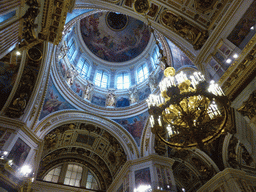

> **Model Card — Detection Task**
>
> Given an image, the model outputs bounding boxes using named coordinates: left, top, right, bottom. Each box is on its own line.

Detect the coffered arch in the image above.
left=35, top=110, right=139, bottom=159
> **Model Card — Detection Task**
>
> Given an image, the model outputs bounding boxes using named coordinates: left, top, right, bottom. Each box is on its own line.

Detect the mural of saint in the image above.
left=8, top=138, right=31, bottom=167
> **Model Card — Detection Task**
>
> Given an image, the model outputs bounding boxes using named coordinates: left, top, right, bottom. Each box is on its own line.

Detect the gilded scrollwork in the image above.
left=39, top=0, right=72, bottom=45
left=160, top=10, right=208, bottom=50
left=237, top=90, right=256, bottom=120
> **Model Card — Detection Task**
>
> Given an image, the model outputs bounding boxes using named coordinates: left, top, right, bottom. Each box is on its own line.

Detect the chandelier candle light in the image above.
left=146, top=67, right=230, bottom=150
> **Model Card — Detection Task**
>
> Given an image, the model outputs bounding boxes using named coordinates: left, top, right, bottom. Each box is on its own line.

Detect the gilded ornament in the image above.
left=237, top=90, right=256, bottom=120
left=164, top=67, right=175, bottom=77
left=133, top=0, right=150, bottom=14
left=27, top=47, right=42, bottom=61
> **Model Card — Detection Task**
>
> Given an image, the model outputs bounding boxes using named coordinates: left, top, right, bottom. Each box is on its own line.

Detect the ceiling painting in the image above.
left=80, top=12, right=151, bottom=62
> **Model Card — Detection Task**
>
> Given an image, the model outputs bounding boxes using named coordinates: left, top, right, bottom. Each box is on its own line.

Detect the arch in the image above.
left=35, top=110, right=139, bottom=159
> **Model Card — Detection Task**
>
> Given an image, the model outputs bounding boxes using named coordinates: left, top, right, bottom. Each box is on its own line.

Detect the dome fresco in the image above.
left=80, top=12, right=151, bottom=62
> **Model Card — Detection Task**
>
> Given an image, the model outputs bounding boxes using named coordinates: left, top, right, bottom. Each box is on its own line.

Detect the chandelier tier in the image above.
left=147, top=67, right=230, bottom=150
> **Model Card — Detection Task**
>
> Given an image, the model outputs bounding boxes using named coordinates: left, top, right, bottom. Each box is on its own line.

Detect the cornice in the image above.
left=0, top=116, right=40, bottom=144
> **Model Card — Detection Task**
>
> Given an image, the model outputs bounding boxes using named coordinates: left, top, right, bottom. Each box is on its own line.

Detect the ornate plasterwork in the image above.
left=237, top=90, right=256, bottom=120
left=5, top=43, right=44, bottom=118
left=35, top=110, right=139, bottom=159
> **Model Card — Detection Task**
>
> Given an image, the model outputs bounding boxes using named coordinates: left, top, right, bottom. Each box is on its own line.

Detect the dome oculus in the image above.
left=106, top=12, right=128, bottom=31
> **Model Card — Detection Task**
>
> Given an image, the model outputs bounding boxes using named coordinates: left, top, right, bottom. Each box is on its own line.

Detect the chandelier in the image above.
left=132, top=0, right=230, bottom=150
left=146, top=66, right=230, bottom=150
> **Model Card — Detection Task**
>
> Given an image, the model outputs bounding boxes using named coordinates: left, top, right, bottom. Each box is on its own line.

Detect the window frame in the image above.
left=94, top=69, right=109, bottom=89
left=67, top=38, right=77, bottom=62
left=42, top=163, right=100, bottom=190
left=116, top=71, right=130, bottom=90
left=136, top=63, right=149, bottom=84
left=76, top=57, right=90, bottom=78
left=43, top=165, right=63, bottom=183
left=151, top=46, right=160, bottom=68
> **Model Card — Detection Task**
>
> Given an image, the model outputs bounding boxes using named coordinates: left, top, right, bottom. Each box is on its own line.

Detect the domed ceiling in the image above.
left=80, top=12, right=151, bottom=62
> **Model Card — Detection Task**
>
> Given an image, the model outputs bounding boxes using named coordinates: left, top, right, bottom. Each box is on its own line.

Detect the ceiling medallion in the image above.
left=133, top=0, right=150, bottom=14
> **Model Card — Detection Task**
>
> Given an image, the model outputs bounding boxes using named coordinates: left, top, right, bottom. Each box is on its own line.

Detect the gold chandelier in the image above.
left=147, top=67, right=230, bottom=150
left=133, top=0, right=230, bottom=150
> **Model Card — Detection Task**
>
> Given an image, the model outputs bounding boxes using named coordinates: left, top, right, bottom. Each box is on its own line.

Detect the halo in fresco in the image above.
left=80, top=12, right=151, bottom=62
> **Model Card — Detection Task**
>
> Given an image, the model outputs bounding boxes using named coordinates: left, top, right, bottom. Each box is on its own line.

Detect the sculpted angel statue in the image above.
left=84, top=80, right=94, bottom=100
left=129, top=86, right=138, bottom=104
left=106, top=91, right=116, bottom=107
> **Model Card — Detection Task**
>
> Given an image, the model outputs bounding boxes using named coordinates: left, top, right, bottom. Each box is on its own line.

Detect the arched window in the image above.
left=137, top=63, right=149, bottom=83
left=86, top=171, right=99, bottom=190
left=43, top=165, right=62, bottom=183
left=77, top=57, right=89, bottom=78
left=95, top=70, right=109, bottom=88
left=67, top=38, right=76, bottom=61
left=43, top=163, right=100, bottom=190
left=116, top=72, right=130, bottom=89
left=64, top=164, right=83, bottom=187
left=152, top=46, right=160, bottom=68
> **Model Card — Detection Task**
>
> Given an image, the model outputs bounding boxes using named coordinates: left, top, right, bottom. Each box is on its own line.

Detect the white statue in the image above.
left=106, top=91, right=116, bottom=107
left=148, top=75, right=157, bottom=92
left=66, top=68, right=78, bottom=86
left=84, top=80, right=94, bottom=100
left=129, top=87, right=138, bottom=104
